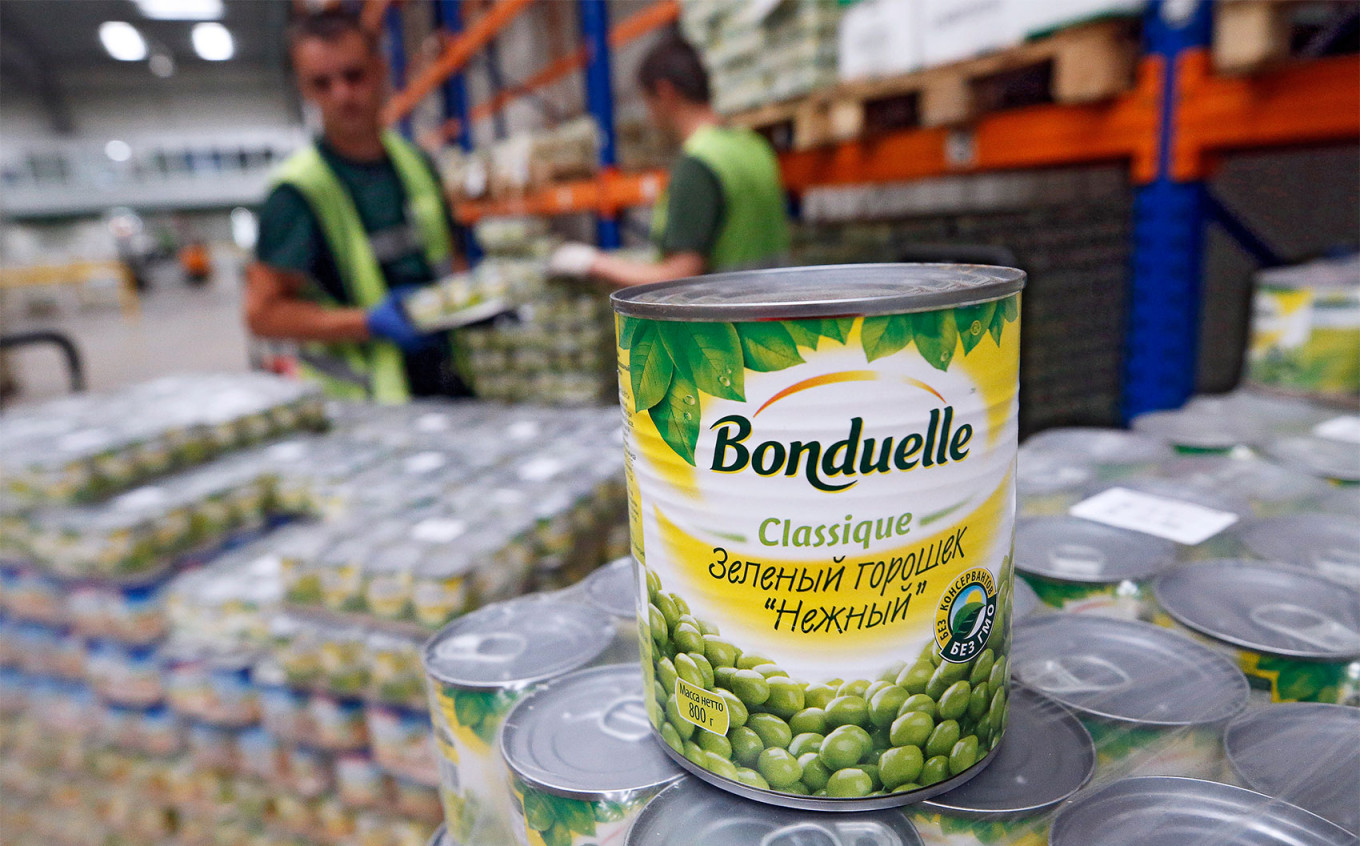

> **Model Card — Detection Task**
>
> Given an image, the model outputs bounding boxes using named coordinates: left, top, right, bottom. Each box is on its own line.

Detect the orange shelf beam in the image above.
left=454, top=169, right=668, bottom=223
left=780, top=57, right=1162, bottom=191
left=385, top=0, right=537, bottom=124
left=1172, top=51, right=1360, bottom=180
left=469, top=0, right=679, bottom=123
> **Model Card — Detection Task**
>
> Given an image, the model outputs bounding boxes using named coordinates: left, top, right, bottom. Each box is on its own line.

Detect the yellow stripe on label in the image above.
left=675, top=677, right=729, bottom=735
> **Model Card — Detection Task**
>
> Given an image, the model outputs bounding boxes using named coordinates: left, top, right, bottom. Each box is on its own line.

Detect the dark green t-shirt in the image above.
left=657, top=155, right=724, bottom=259
left=255, top=139, right=467, bottom=397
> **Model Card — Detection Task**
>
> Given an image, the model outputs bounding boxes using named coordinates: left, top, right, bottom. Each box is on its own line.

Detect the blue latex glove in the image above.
left=366, top=286, right=437, bottom=354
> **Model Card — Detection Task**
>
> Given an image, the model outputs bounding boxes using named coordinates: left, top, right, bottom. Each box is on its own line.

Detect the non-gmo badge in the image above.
left=935, top=568, right=998, bottom=663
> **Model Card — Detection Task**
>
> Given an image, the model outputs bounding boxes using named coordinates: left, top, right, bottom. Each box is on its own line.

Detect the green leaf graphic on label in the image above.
left=630, top=323, right=674, bottom=413
left=914, top=310, right=958, bottom=371
left=1002, top=295, right=1019, bottom=321
left=951, top=602, right=984, bottom=639
left=955, top=302, right=996, bottom=355
left=650, top=369, right=701, bottom=465
left=861, top=314, right=913, bottom=361
left=736, top=323, right=804, bottom=372
left=661, top=322, right=745, bottom=402
left=618, top=315, right=643, bottom=350
left=784, top=321, right=822, bottom=350
left=819, top=317, right=854, bottom=344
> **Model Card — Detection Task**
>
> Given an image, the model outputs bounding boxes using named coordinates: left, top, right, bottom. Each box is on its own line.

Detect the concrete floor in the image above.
left=2, top=257, right=252, bottom=407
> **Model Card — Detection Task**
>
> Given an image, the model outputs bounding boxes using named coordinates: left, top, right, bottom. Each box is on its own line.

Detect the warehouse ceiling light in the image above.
left=135, top=0, right=224, bottom=20
left=99, top=21, right=148, bottom=62
left=192, top=22, right=234, bottom=61
left=104, top=140, right=132, bottom=162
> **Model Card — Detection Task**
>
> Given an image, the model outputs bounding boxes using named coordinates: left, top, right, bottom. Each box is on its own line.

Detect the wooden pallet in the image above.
left=1213, top=0, right=1355, bottom=75
left=731, top=18, right=1140, bottom=150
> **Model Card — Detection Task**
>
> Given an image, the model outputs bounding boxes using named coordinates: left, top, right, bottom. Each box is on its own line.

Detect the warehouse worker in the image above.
left=246, top=10, right=468, bottom=402
left=548, top=37, right=791, bottom=286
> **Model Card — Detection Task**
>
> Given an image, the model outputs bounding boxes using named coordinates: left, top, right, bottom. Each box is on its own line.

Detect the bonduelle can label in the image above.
left=612, top=264, right=1024, bottom=809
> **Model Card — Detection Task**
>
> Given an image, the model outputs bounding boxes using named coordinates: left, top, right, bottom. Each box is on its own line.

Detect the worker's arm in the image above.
left=585, top=251, right=706, bottom=288
left=244, top=262, right=369, bottom=342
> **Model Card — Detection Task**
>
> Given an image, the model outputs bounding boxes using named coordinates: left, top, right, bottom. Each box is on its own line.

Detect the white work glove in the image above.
left=548, top=242, right=601, bottom=278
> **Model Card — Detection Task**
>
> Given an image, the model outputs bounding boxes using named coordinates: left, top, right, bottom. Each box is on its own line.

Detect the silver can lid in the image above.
left=1050, top=776, right=1355, bottom=846
left=1265, top=436, right=1360, bottom=484
left=1318, top=486, right=1360, bottom=518
left=422, top=597, right=614, bottom=690
left=500, top=664, right=682, bottom=800
left=626, top=776, right=924, bottom=846
left=1017, top=452, right=1096, bottom=497
left=426, top=824, right=450, bottom=846
left=1131, top=409, right=1267, bottom=451
left=1015, top=517, right=1178, bottom=583
left=1233, top=515, right=1360, bottom=589
left=583, top=557, right=637, bottom=620
left=1021, top=427, right=1171, bottom=466
left=611, top=264, right=1024, bottom=321
left=1154, top=560, right=1360, bottom=661
left=1011, top=615, right=1249, bottom=726
left=1012, top=577, right=1042, bottom=621
left=1159, top=455, right=1332, bottom=505
left=1226, top=703, right=1360, bottom=835
left=1107, top=476, right=1251, bottom=519
left=923, top=685, right=1094, bottom=818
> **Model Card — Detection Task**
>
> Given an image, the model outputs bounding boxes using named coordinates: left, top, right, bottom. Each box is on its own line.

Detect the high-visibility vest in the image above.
left=650, top=125, right=791, bottom=272
left=271, top=131, right=453, bottom=404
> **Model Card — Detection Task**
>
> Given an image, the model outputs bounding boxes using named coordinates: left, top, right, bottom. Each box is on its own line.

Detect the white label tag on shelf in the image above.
left=1314, top=416, right=1360, bottom=445
left=113, top=486, right=168, bottom=512
left=266, top=440, right=309, bottom=462
left=411, top=518, right=466, bottom=545
left=506, top=421, right=541, bottom=441
left=415, top=413, right=451, bottom=433
left=1070, top=487, right=1239, bottom=546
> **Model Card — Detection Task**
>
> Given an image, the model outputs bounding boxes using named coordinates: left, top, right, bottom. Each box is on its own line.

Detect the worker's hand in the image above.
left=366, top=286, right=439, bottom=354
left=548, top=242, right=601, bottom=278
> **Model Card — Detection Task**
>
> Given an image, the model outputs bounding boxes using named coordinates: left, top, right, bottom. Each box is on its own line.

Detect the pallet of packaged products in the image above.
left=420, top=388, right=1356, bottom=846
left=0, top=372, right=326, bottom=506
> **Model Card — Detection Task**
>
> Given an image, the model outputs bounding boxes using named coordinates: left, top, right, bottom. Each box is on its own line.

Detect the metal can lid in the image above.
left=1131, top=409, right=1266, bottom=451
left=500, top=664, right=682, bottom=800
left=1049, top=776, right=1354, bottom=846
left=1153, top=559, right=1360, bottom=660
left=1017, top=453, right=1096, bottom=497
left=1233, top=515, right=1360, bottom=589
left=610, top=264, right=1025, bottom=321
left=1186, top=390, right=1330, bottom=438
left=1021, top=428, right=1171, bottom=466
left=1015, top=517, right=1177, bottom=583
left=923, top=685, right=1094, bottom=818
left=1265, top=436, right=1360, bottom=484
left=583, top=557, right=637, bottom=621
left=422, top=597, right=614, bottom=690
left=426, top=824, right=450, bottom=846
left=1012, top=577, right=1042, bottom=621
left=1225, top=703, right=1360, bottom=835
left=1011, top=615, right=1249, bottom=726
left=1159, top=456, right=1332, bottom=505
left=626, top=776, right=924, bottom=846
left=1319, top=486, right=1360, bottom=517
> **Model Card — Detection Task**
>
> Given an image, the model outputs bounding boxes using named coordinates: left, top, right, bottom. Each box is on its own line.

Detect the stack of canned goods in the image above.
left=0, top=372, right=326, bottom=506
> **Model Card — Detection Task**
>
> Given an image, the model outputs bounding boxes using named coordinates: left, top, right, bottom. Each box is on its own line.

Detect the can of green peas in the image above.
left=905, top=684, right=1095, bottom=846
left=500, top=664, right=683, bottom=846
left=422, top=596, right=615, bottom=844
left=613, top=265, right=1025, bottom=808
left=1154, top=560, right=1360, bottom=706
left=1011, top=614, right=1248, bottom=780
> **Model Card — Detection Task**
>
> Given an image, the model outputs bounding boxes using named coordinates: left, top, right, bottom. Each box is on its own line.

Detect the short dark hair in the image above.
left=287, top=8, right=377, bottom=56
left=638, top=37, right=710, bottom=104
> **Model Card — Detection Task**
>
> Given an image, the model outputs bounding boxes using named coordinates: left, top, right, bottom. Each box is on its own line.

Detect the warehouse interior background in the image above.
left=1, top=1, right=1359, bottom=844
left=2, top=0, right=1356, bottom=427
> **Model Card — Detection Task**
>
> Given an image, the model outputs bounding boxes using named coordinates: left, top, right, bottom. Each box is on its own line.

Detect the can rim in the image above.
left=652, top=727, right=1002, bottom=812
left=610, top=263, right=1025, bottom=321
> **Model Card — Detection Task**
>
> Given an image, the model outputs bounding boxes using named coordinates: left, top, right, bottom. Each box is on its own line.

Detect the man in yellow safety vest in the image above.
left=246, top=10, right=468, bottom=403
left=549, top=37, right=791, bottom=286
